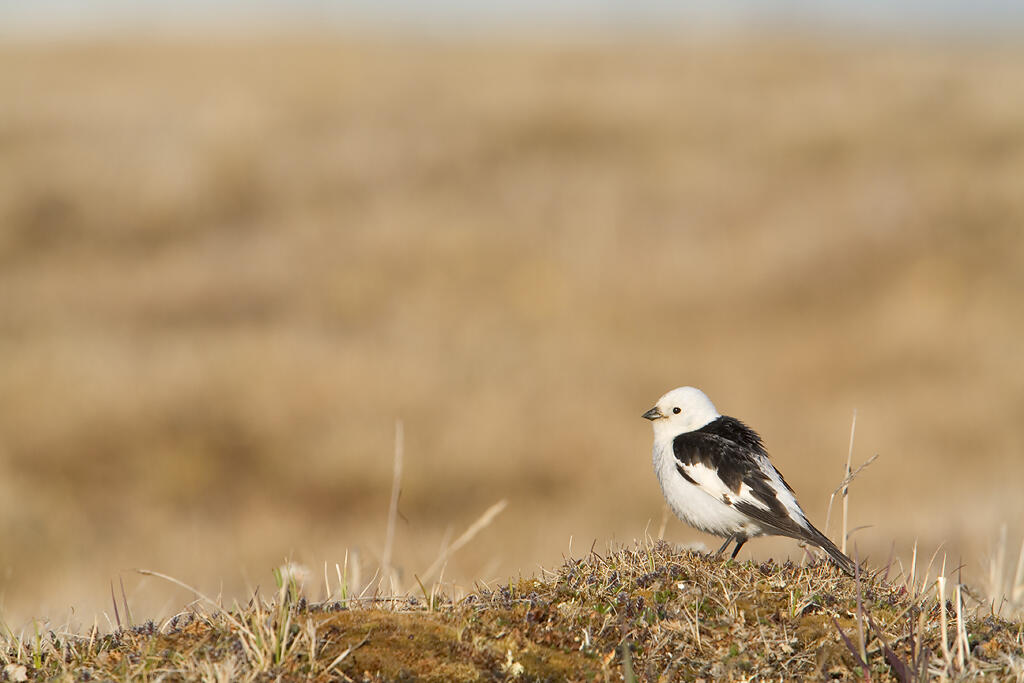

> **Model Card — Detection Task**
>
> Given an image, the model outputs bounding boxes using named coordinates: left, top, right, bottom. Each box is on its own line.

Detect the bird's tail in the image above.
left=800, top=524, right=857, bottom=577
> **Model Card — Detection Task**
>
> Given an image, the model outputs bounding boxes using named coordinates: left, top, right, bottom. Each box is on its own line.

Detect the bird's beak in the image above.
left=642, top=406, right=663, bottom=421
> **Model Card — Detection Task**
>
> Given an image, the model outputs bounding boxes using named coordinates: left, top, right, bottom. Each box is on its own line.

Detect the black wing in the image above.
left=672, top=425, right=804, bottom=537
left=673, top=416, right=856, bottom=576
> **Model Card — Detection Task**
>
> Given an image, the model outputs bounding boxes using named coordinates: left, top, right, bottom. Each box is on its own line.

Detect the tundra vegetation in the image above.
left=2, top=541, right=1023, bottom=681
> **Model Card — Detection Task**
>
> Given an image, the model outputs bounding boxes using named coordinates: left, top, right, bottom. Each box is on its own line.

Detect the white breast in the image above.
left=652, top=440, right=764, bottom=538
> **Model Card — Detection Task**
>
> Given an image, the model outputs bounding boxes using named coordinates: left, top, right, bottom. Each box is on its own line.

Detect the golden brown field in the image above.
left=1, top=35, right=1022, bottom=628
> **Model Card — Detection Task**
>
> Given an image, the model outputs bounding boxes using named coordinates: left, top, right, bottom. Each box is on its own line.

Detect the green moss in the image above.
left=6, top=543, right=1024, bottom=681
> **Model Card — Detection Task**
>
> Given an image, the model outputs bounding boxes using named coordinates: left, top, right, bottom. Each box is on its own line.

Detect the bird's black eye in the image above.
left=672, top=407, right=681, bottom=414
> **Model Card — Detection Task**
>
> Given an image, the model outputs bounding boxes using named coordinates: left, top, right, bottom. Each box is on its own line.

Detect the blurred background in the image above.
left=1, top=2, right=1023, bottom=627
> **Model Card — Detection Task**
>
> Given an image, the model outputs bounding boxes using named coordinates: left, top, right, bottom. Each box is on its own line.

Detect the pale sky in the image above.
left=1, top=0, right=1022, bottom=37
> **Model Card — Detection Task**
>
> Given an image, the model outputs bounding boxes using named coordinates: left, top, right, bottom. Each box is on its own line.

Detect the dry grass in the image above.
left=2, top=543, right=1022, bottom=681
left=0, top=35, right=1023, bottom=626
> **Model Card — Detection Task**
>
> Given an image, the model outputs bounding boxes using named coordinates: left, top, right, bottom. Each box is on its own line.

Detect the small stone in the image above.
left=3, top=664, right=28, bottom=682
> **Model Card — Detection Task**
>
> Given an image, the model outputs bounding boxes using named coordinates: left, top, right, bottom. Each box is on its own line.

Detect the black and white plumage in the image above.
left=643, top=386, right=855, bottom=576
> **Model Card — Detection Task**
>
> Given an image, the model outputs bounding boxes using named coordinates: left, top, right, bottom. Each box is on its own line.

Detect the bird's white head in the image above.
left=642, top=386, right=721, bottom=440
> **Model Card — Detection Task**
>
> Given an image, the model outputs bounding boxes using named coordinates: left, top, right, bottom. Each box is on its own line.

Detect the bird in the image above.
left=643, top=386, right=855, bottom=576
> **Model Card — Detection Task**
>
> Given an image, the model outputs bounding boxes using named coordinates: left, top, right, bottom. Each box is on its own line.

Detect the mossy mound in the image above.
left=5, top=543, right=1023, bottom=681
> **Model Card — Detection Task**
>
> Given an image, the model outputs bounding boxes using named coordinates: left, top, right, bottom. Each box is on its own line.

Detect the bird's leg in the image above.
left=715, top=535, right=734, bottom=557
left=730, top=536, right=748, bottom=560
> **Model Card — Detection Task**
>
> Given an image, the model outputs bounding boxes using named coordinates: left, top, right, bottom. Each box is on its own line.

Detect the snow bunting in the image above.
left=643, top=386, right=855, bottom=575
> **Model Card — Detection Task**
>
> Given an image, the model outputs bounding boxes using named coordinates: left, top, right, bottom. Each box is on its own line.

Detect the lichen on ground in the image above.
left=4, top=542, right=1023, bottom=681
